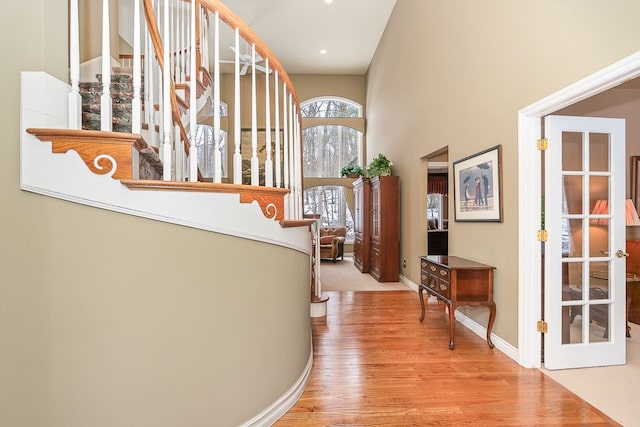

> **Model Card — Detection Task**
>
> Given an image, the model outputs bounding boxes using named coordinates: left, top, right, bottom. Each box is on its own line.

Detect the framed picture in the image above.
left=453, top=145, right=503, bottom=222
left=631, top=156, right=640, bottom=209
left=240, top=128, right=283, bottom=185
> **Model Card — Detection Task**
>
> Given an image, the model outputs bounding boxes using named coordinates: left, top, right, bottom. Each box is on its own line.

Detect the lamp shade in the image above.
left=590, top=199, right=640, bottom=226
left=626, top=199, right=640, bottom=226
left=590, top=199, right=609, bottom=225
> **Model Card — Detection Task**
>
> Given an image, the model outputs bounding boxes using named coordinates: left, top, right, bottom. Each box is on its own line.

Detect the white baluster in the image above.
left=174, top=124, right=183, bottom=180
left=132, top=0, right=142, bottom=134
left=144, top=24, right=151, bottom=127
left=274, top=70, right=281, bottom=188
left=213, top=12, right=221, bottom=183
left=233, top=28, right=242, bottom=185
left=68, top=0, right=81, bottom=129
left=188, top=0, right=197, bottom=182
left=162, top=0, right=172, bottom=180
left=315, top=218, right=321, bottom=297
left=264, top=58, right=273, bottom=187
left=100, top=0, right=112, bottom=131
left=295, top=113, right=302, bottom=218
left=179, top=1, right=186, bottom=83
left=288, top=93, right=295, bottom=218
left=201, top=8, right=209, bottom=75
left=174, top=0, right=181, bottom=84
left=282, top=82, right=289, bottom=191
left=250, top=44, right=259, bottom=186
left=150, top=0, right=159, bottom=148
left=149, top=37, right=159, bottom=148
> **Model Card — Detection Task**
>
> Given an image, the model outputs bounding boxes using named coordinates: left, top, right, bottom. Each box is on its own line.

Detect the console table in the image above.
left=418, top=255, right=496, bottom=350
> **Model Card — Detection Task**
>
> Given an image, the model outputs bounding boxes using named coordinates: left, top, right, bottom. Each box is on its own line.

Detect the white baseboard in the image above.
left=454, top=310, right=519, bottom=362
left=241, top=336, right=313, bottom=426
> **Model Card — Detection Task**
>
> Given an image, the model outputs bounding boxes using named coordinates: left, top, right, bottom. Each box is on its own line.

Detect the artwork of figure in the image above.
left=482, top=174, right=489, bottom=206
left=474, top=176, right=482, bottom=206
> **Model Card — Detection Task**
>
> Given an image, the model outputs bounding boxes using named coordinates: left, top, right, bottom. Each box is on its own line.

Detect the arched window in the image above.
left=301, top=97, right=362, bottom=118
left=301, top=97, right=363, bottom=242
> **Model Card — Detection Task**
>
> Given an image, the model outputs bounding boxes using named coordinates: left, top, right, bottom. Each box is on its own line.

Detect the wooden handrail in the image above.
left=201, top=0, right=299, bottom=108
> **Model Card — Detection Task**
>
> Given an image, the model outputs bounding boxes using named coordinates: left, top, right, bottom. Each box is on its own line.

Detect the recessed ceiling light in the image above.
left=320, top=49, right=327, bottom=55
left=324, top=0, right=334, bottom=4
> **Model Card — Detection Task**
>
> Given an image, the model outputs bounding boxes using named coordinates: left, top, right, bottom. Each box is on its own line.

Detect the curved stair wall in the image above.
left=16, top=1, right=314, bottom=425
left=7, top=194, right=312, bottom=426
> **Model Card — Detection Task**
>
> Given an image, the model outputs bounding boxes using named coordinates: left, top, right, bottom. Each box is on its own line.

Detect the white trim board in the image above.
left=241, top=335, right=314, bottom=426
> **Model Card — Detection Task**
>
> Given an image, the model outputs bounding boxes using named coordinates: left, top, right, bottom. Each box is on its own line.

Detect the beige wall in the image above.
left=291, top=74, right=366, bottom=107
left=79, top=0, right=120, bottom=62
left=0, top=2, right=311, bottom=426
left=366, top=0, right=640, bottom=347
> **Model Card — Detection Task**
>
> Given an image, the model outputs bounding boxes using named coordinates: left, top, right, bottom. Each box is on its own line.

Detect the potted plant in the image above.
left=367, top=153, right=393, bottom=177
left=340, top=164, right=365, bottom=178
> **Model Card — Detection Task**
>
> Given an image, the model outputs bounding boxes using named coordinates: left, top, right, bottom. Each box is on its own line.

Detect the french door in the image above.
left=544, top=115, right=626, bottom=370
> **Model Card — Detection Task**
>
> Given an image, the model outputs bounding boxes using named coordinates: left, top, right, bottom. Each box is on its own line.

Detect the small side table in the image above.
left=418, top=255, right=496, bottom=350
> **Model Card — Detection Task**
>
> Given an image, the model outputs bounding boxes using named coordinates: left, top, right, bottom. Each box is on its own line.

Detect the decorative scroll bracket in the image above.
left=26, top=128, right=141, bottom=180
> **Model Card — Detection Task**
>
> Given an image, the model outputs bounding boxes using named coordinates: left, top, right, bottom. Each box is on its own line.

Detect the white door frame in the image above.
left=518, top=51, right=640, bottom=368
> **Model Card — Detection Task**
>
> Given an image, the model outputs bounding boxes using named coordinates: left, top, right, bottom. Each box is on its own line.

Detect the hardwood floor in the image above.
left=275, top=291, right=619, bottom=426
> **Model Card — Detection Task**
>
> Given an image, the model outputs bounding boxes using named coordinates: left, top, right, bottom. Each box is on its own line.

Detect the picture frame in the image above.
left=453, top=145, right=503, bottom=222
left=631, top=155, right=640, bottom=209
left=240, top=128, right=283, bottom=185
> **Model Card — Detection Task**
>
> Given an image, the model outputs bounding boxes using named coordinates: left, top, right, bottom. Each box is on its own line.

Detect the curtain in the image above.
left=428, top=174, right=448, bottom=195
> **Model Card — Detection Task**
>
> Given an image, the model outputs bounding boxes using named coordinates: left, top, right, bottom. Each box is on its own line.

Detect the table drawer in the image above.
left=436, top=278, right=450, bottom=299
left=423, top=262, right=450, bottom=281
left=421, top=273, right=450, bottom=299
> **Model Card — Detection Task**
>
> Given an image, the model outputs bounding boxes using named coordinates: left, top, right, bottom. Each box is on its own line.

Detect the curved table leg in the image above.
left=486, top=302, right=496, bottom=349
left=418, top=285, right=426, bottom=322
left=449, top=304, right=456, bottom=350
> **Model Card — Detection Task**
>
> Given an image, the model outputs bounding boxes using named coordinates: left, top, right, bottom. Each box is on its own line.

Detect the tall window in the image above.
left=304, top=186, right=353, bottom=232
left=303, top=125, right=361, bottom=177
left=301, top=97, right=363, bottom=241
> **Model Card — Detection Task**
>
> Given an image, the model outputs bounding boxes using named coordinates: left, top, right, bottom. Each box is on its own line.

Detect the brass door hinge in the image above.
left=537, top=230, right=548, bottom=242
left=537, top=320, right=548, bottom=334
left=537, top=138, right=548, bottom=150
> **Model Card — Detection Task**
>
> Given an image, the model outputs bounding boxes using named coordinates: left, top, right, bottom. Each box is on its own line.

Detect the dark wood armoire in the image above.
left=353, top=176, right=400, bottom=282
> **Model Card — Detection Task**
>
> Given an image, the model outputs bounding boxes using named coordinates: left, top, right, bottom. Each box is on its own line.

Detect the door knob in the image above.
left=616, top=249, right=630, bottom=258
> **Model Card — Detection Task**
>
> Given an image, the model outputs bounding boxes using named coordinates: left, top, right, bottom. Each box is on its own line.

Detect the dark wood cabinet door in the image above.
left=353, top=178, right=370, bottom=273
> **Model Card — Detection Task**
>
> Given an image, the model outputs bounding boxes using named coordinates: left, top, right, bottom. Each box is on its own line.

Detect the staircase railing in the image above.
left=62, top=0, right=302, bottom=220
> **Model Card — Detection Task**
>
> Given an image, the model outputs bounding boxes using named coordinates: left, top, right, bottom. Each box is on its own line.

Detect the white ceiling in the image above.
left=221, top=0, right=397, bottom=75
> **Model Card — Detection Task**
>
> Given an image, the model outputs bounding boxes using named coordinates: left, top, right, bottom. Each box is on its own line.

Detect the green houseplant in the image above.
left=367, top=153, right=393, bottom=177
left=340, top=164, right=365, bottom=178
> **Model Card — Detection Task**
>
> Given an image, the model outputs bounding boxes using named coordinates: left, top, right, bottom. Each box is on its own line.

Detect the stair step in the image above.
left=79, top=72, right=142, bottom=133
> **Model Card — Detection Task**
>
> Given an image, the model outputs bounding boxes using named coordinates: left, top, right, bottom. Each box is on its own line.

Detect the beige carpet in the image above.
left=319, top=256, right=410, bottom=291
left=542, top=322, right=640, bottom=426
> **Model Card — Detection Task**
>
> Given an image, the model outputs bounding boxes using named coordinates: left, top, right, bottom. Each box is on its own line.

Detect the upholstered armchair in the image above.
left=319, top=226, right=347, bottom=262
